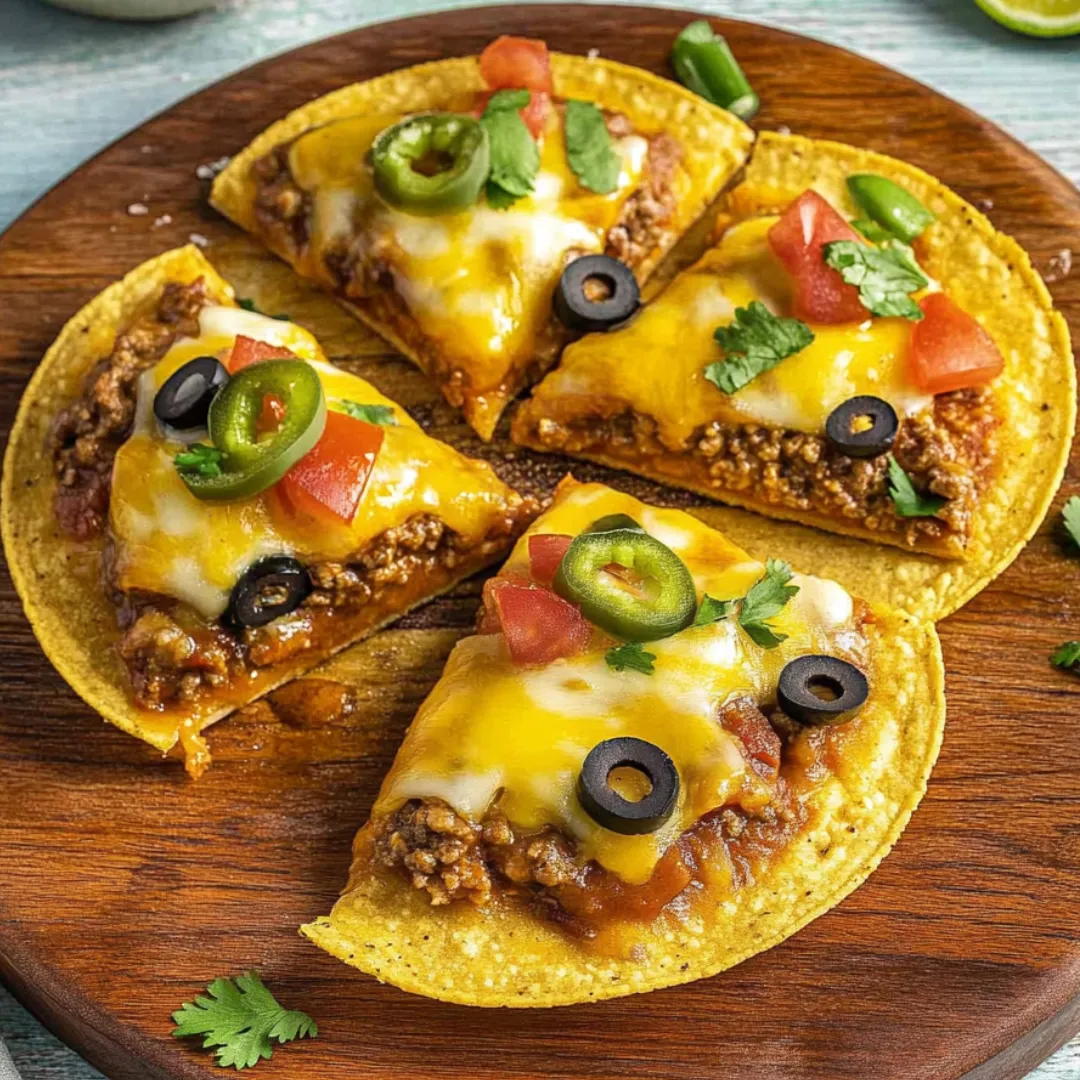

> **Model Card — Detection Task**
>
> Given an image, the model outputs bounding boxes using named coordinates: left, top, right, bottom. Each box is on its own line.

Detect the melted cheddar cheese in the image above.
left=374, top=482, right=867, bottom=885
left=287, top=106, right=649, bottom=395
left=109, top=305, right=517, bottom=619
left=525, top=217, right=935, bottom=448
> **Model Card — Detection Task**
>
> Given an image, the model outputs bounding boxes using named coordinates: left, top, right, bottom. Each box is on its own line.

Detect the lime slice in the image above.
left=974, top=0, right=1080, bottom=36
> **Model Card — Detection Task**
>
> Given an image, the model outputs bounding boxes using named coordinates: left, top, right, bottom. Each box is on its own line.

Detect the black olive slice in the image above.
left=577, top=737, right=679, bottom=835
left=154, top=356, right=229, bottom=432
left=553, top=254, right=640, bottom=333
left=777, top=655, right=869, bottom=727
left=583, top=513, right=644, bottom=534
left=824, top=395, right=899, bottom=459
left=226, top=555, right=312, bottom=629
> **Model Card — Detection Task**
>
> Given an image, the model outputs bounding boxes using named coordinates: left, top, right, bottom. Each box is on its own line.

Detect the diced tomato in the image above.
left=257, top=392, right=287, bottom=433
left=528, top=533, right=572, bottom=585
left=227, top=335, right=295, bottom=373
left=909, top=293, right=1005, bottom=394
left=277, top=410, right=384, bottom=525
left=474, top=88, right=551, bottom=138
left=768, top=190, right=867, bottom=324
left=489, top=580, right=592, bottom=665
left=479, top=36, right=553, bottom=93
left=722, top=701, right=781, bottom=780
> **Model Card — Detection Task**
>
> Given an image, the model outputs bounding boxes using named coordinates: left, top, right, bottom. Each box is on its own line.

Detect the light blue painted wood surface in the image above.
left=0, top=1, right=1078, bottom=1077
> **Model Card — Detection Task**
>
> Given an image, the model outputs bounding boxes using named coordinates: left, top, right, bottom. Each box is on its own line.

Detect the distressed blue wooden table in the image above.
left=1, top=1, right=1078, bottom=1076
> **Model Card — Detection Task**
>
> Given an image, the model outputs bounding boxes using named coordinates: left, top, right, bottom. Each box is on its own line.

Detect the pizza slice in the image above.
left=302, top=477, right=944, bottom=1006
left=211, top=36, right=753, bottom=439
left=2, top=246, right=534, bottom=776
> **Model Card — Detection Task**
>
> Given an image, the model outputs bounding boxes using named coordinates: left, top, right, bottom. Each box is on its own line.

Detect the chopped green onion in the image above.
left=671, top=21, right=759, bottom=121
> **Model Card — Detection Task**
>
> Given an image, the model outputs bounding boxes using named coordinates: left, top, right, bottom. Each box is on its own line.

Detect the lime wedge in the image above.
left=974, top=0, right=1080, bottom=36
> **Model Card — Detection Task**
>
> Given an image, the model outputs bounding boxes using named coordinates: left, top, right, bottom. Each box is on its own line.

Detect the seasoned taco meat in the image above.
left=52, top=279, right=208, bottom=540
left=519, top=387, right=999, bottom=552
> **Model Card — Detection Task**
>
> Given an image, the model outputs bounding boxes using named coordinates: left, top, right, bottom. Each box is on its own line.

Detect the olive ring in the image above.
left=226, top=555, right=312, bottom=629
left=777, top=655, right=869, bottom=727
left=554, top=255, right=640, bottom=333
left=154, top=356, right=229, bottom=432
left=577, top=737, right=680, bottom=835
left=825, top=395, right=899, bottom=459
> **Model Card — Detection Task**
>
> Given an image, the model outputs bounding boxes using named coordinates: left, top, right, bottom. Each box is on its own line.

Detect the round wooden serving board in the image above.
left=1, top=7, right=1079, bottom=1079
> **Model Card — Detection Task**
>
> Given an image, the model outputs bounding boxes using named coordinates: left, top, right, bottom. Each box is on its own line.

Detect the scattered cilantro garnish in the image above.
left=1062, top=496, right=1080, bottom=549
left=705, top=301, right=815, bottom=394
left=237, top=298, right=291, bottom=321
left=738, top=558, right=800, bottom=649
left=694, top=593, right=734, bottom=626
left=172, top=971, right=317, bottom=1071
left=605, top=641, right=656, bottom=675
left=1052, top=641, right=1080, bottom=673
left=823, top=240, right=927, bottom=320
left=339, top=400, right=396, bottom=426
left=851, top=218, right=893, bottom=243
left=174, top=443, right=225, bottom=479
left=886, top=454, right=947, bottom=518
left=564, top=99, right=620, bottom=195
left=480, top=89, right=539, bottom=210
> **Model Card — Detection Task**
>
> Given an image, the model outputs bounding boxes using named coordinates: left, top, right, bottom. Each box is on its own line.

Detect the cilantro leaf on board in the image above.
left=1052, top=641, right=1080, bottom=672
left=564, top=99, right=621, bottom=194
left=605, top=641, right=656, bottom=675
left=694, top=594, right=735, bottom=627
left=481, top=90, right=539, bottom=209
left=172, top=971, right=317, bottom=1071
left=823, top=240, right=928, bottom=320
left=737, top=558, right=800, bottom=649
left=1062, top=496, right=1080, bottom=549
left=174, top=443, right=225, bottom=479
left=705, top=301, right=815, bottom=394
left=886, top=454, right=947, bottom=518
left=339, top=400, right=396, bottom=426
left=851, top=218, right=893, bottom=243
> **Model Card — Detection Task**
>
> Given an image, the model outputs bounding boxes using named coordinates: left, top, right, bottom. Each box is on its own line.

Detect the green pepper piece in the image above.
left=553, top=527, right=697, bottom=642
left=177, top=359, right=326, bottom=501
left=372, top=114, right=491, bottom=216
left=671, top=21, right=759, bottom=121
left=846, top=174, right=935, bottom=243
left=583, top=513, right=644, bottom=534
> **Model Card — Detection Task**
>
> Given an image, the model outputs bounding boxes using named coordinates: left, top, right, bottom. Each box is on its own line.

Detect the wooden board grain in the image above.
left=1, top=7, right=1079, bottom=1079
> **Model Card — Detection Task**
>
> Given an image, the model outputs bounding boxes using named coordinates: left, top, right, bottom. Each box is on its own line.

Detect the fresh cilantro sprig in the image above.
left=564, top=99, right=620, bottom=195
left=605, top=641, right=656, bottom=675
left=1052, top=641, right=1080, bottom=673
left=481, top=90, right=539, bottom=210
left=705, top=301, right=815, bottom=394
left=1062, top=496, right=1080, bottom=549
left=174, top=443, right=225, bottom=479
left=172, top=971, right=317, bottom=1071
left=823, top=240, right=927, bottom=320
left=237, top=298, right=291, bottom=321
left=693, top=560, right=800, bottom=649
left=886, top=454, right=946, bottom=518
left=340, top=400, right=396, bottom=426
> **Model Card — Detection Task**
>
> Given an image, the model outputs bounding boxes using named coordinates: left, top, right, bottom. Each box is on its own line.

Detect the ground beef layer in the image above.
left=371, top=698, right=814, bottom=940
left=517, top=388, right=1000, bottom=554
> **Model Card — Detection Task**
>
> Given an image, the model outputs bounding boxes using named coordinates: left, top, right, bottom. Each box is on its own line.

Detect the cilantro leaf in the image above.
left=886, top=454, right=947, bottom=518
left=694, top=594, right=734, bottom=626
left=1052, top=641, right=1080, bottom=672
left=851, top=218, right=893, bottom=243
left=237, top=298, right=291, bottom=321
left=172, top=971, right=317, bottom=1071
left=705, top=301, right=814, bottom=394
left=339, top=400, right=396, bottom=426
left=174, top=443, right=225, bottom=479
left=481, top=90, right=539, bottom=209
left=564, top=99, right=620, bottom=195
left=823, top=240, right=927, bottom=320
left=1062, top=496, right=1080, bottom=549
left=738, top=558, right=799, bottom=650
left=605, top=641, right=656, bottom=675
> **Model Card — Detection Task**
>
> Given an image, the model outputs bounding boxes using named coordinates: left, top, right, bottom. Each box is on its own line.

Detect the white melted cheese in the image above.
left=108, top=305, right=517, bottom=619
left=375, top=482, right=867, bottom=884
